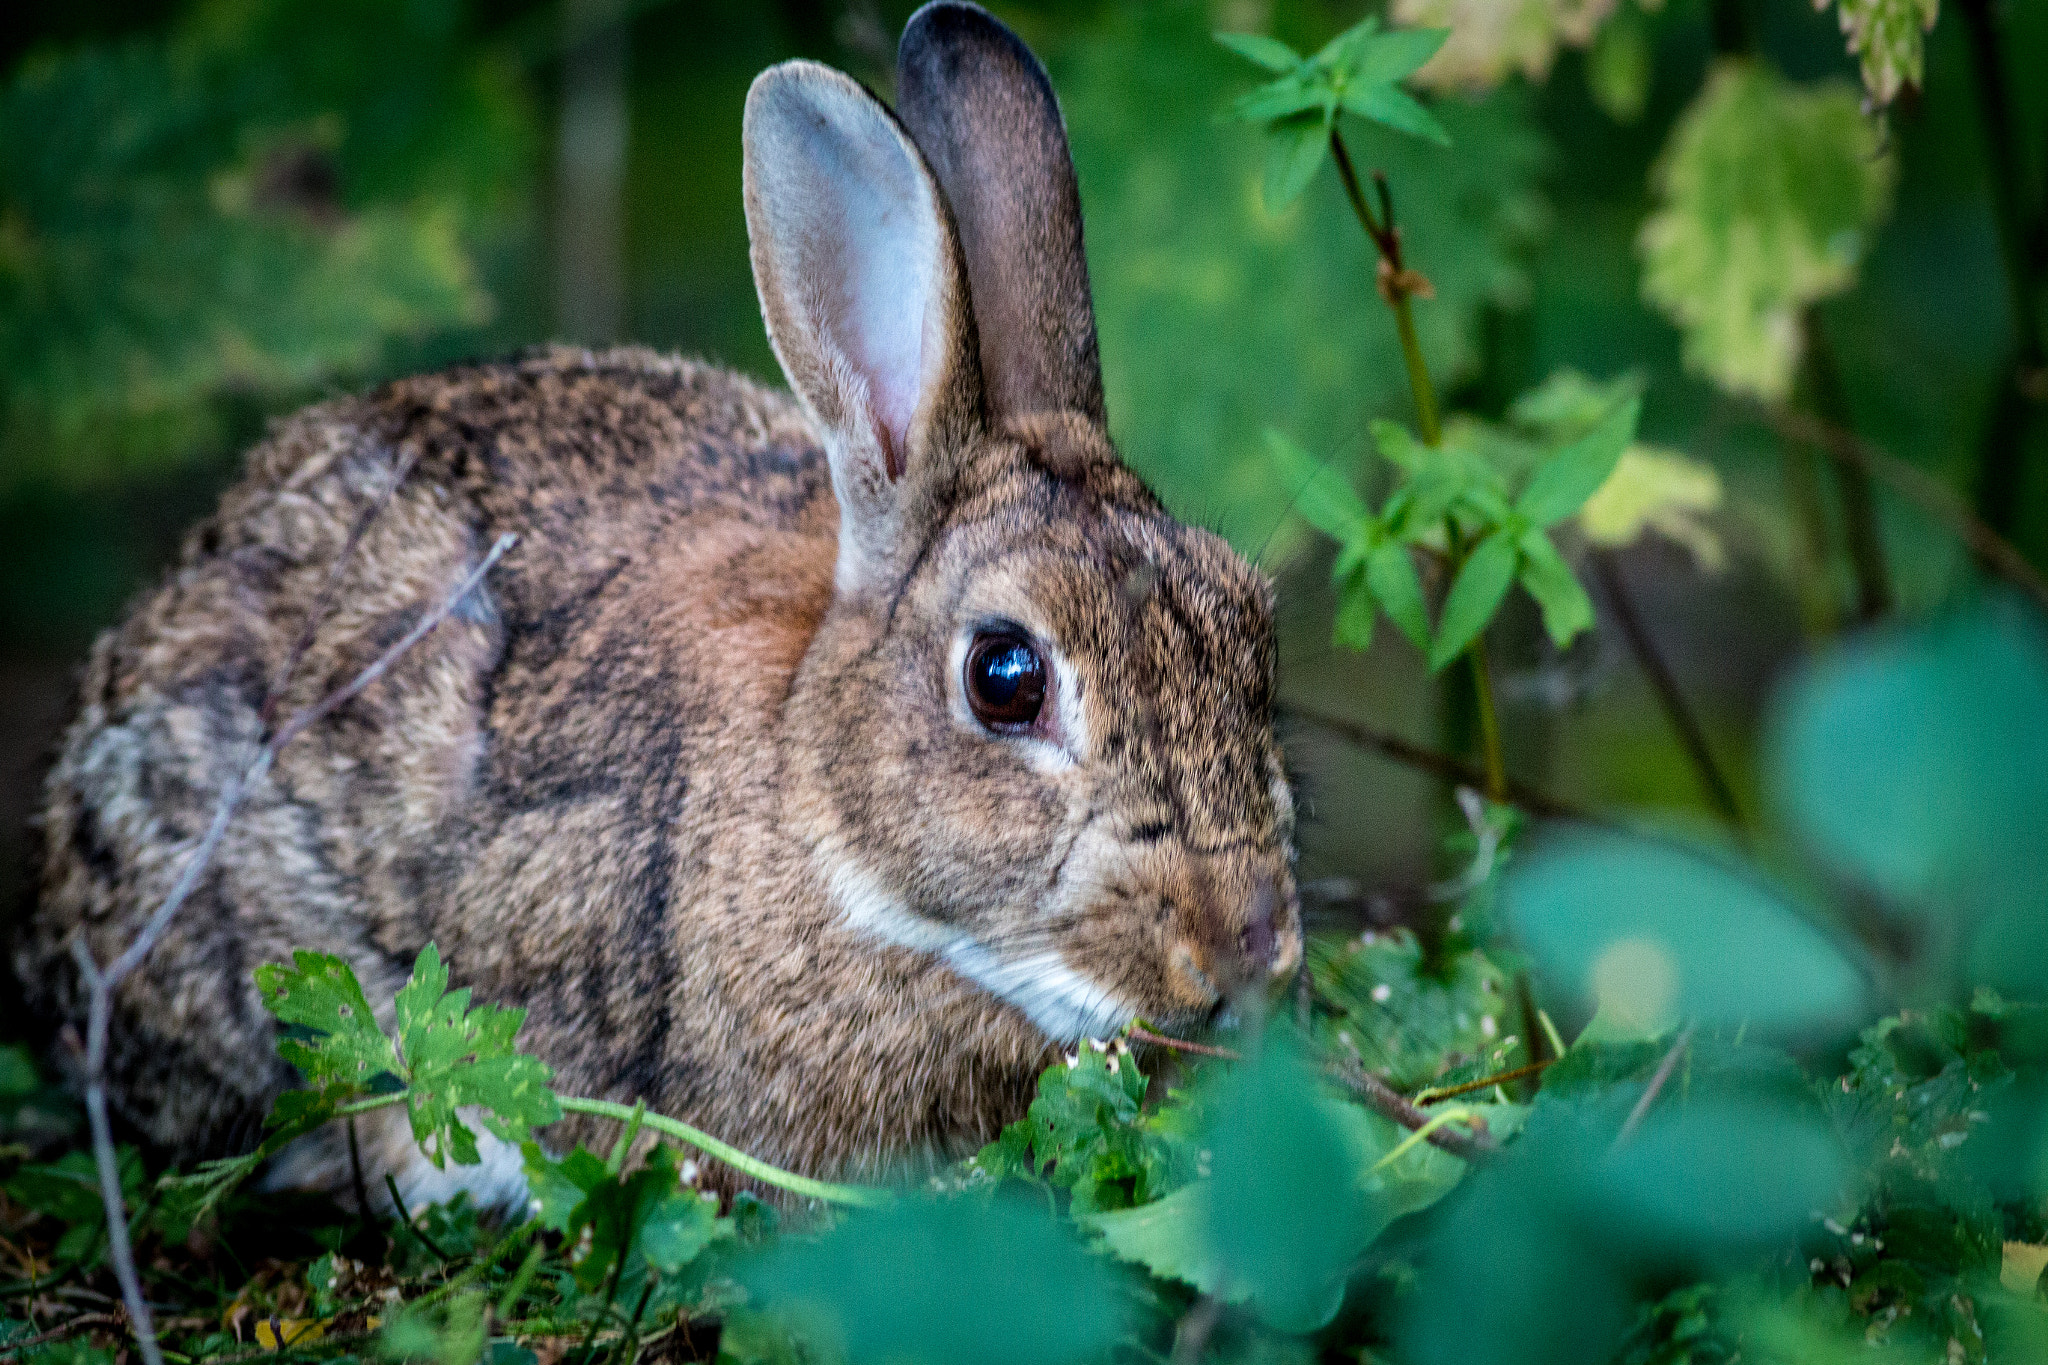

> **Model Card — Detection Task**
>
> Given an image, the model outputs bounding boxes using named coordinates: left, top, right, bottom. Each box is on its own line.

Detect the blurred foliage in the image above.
left=1639, top=61, right=1893, bottom=401
left=0, top=0, right=533, bottom=487
left=1394, top=0, right=1619, bottom=90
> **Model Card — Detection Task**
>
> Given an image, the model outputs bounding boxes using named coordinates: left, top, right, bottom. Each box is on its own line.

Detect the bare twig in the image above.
left=262, top=449, right=420, bottom=732
left=1589, top=550, right=1745, bottom=831
left=1411, top=1058, right=1556, bottom=1106
left=1329, top=1058, right=1496, bottom=1161
left=1613, top=1024, right=1696, bottom=1148
left=1128, top=1026, right=1241, bottom=1061
left=0, top=1312, right=125, bottom=1360
left=1281, top=703, right=1587, bottom=821
left=1757, top=406, right=2048, bottom=611
left=65, top=533, right=516, bottom=1365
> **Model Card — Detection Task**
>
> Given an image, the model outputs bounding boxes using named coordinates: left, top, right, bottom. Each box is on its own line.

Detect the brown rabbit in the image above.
left=15, top=1, right=1300, bottom=1208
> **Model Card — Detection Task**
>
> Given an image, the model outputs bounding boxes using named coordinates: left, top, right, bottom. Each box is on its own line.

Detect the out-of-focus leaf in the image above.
left=1266, top=428, right=1368, bottom=539
left=1517, top=528, right=1595, bottom=646
left=1595, top=1096, right=1849, bottom=1248
left=1578, top=446, right=1726, bottom=570
left=1503, top=827, right=1866, bottom=1033
left=1263, top=110, right=1334, bottom=213
left=1514, top=394, right=1640, bottom=526
left=1213, top=31, right=1301, bottom=74
left=1768, top=598, right=2048, bottom=910
left=1587, top=5, right=1653, bottom=122
left=1368, top=540, right=1433, bottom=650
left=1334, top=570, right=1379, bottom=651
left=739, top=1196, right=1126, bottom=1365
left=1818, top=0, right=1940, bottom=105
left=1393, top=0, right=1621, bottom=91
left=1430, top=528, right=1519, bottom=669
left=1638, top=62, right=1894, bottom=401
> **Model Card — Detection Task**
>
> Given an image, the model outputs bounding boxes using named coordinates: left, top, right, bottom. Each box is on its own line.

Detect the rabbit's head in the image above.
left=744, top=1, right=1299, bottom=1043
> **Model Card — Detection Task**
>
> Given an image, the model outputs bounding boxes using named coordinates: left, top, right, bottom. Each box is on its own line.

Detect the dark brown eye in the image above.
left=965, top=632, right=1046, bottom=730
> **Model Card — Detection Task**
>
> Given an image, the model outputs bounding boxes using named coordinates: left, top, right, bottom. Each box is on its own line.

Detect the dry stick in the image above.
left=1280, top=703, right=1587, bottom=822
left=1759, top=406, right=2048, bottom=613
left=1411, top=1058, right=1556, bottom=1106
left=1589, top=550, right=1745, bottom=831
left=1612, top=1024, right=1696, bottom=1148
left=1128, top=1025, right=1241, bottom=1061
left=65, top=533, right=517, bottom=1365
left=1329, top=1058, right=1496, bottom=1161
left=0, top=1313, right=126, bottom=1360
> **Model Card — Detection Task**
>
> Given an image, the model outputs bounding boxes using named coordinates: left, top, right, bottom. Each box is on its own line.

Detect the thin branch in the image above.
left=1613, top=1024, right=1696, bottom=1148
left=0, top=1313, right=125, bottom=1360
left=65, top=533, right=516, bottom=1365
left=1411, top=1058, right=1556, bottom=1106
left=1757, top=406, right=2048, bottom=611
left=1802, top=320, right=1893, bottom=622
left=1280, top=702, right=1587, bottom=821
left=1129, top=1025, right=1241, bottom=1060
left=1329, top=1057, right=1496, bottom=1161
left=1589, top=550, right=1745, bottom=831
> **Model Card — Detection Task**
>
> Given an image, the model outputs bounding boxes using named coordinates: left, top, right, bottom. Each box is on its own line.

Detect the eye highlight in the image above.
left=964, top=631, right=1047, bottom=730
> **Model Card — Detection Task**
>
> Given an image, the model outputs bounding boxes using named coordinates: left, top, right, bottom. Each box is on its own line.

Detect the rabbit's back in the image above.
left=20, top=346, right=838, bottom=1163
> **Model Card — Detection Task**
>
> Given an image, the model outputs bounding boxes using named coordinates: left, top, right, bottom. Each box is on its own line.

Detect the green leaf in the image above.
left=1367, top=540, right=1432, bottom=651
left=1767, top=598, right=2048, bottom=995
left=391, top=945, right=560, bottom=1168
left=1228, top=75, right=1326, bottom=126
left=1338, top=82, right=1451, bottom=146
left=1429, top=529, right=1519, bottom=670
left=1502, top=826, right=1866, bottom=1034
left=1333, top=570, right=1378, bottom=652
left=1265, top=429, right=1368, bottom=540
left=1214, top=31, right=1302, bottom=74
left=1514, top=394, right=1640, bottom=526
left=1516, top=528, right=1594, bottom=647
left=1348, top=26, right=1451, bottom=86
left=256, top=951, right=402, bottom=1088
left=740, top=1196, right=1127, bottom=1365
left=1639, top=62, right=1894, bottom=401
left=1821, top=0, right=1940, bottom=105
left=1262, top=109, right=1334, bottom=211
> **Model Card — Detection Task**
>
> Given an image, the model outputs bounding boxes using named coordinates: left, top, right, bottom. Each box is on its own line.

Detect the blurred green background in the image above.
left=1, top=0, right=2043, bottom=943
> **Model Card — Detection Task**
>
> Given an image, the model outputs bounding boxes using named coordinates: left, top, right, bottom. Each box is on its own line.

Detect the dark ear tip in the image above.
left=899, top=0, right=1053, bottom=99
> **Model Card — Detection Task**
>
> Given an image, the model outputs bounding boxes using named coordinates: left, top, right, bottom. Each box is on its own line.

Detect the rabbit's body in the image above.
left=17, top=3, right=1301, bottom=1206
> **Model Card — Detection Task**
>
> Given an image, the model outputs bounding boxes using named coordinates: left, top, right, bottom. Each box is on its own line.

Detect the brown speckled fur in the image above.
left=15, top=4, right=1299, bottom=1203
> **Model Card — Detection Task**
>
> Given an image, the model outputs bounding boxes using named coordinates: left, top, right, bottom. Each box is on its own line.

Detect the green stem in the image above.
left=1329, top=128, right=1442, bottom=446
left=554, top=1096, right=892, bottom=1208
left=1466, top=634, right=1507, bottom=804
left=335, top=1092, right=407, bottom=1118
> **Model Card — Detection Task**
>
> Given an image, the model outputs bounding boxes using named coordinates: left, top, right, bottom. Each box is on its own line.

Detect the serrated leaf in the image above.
left=391, top=945, right=559, bottom=1168
left=1819, top=0, right=1939, bottom=106
left=1430, top=529, right=1519, bottom=670
left=1514, top=394, right=1640, bottom=526
left=1639, top=62, right=1894, bottom=401
left=1262, top=109, right=1334, bottom=211
left=1393, top=0, right=1621, bottom=91
left=1266, top=429, right=1369, bottom=539
left=256, top=951, right=401, bottom=1088
left=1338, top=82, right=1451, bottom=146
left=1517, top=528, right=1595, bottom=646
left=1367, top=540, right=1432, bottom=650
left=1215, top=31, right=1302, bottom=74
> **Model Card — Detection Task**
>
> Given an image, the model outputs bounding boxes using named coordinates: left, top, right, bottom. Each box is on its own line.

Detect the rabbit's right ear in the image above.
left=743, top=62, right=984, bottom=596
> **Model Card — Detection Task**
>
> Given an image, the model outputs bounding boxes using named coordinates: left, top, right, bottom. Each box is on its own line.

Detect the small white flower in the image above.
left=1480, top=1015, right=1498, bottom=1038
left=1371, top=983, right=1393, bottom=1004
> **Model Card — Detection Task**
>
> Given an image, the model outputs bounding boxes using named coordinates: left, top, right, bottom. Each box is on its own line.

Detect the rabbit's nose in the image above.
left=1225, top=872, right=1299, bottom=991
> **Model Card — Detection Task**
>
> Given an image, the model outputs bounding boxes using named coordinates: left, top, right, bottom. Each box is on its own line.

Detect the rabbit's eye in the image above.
left=965, top=632, right=1047, bottom=730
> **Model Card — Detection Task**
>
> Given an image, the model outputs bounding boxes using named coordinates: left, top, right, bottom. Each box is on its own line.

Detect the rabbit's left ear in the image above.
left=896, top=1, right=1104, bottom=426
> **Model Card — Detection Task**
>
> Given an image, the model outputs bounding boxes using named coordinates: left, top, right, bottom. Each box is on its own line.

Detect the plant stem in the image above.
left=1803, top=319, right=1892, bottom=621
left=554, top=1096, right=892, bottom=1208
left=1957, top=0, right=2047, bottom=537
left=1466, top=633, right=1507, bottom=803
left=1589, top=550, right=1745, bottom=829
left=1329, top=129, right=1442, bottom=446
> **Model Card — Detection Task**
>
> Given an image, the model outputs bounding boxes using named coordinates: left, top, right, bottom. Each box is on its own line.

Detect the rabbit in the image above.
left=14, top=0, right=1301, bottom=1209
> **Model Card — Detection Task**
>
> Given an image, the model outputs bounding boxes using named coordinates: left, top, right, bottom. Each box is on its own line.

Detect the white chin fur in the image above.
left=263, top=1107, right=534, bottom=1220
left=826, top=855, right=1136, bottom=1044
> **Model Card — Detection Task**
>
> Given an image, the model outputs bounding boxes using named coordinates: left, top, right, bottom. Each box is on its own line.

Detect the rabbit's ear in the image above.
left=896, top=1, right=1103, bottom=425
left=743, top=61, right=984, bottom=593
